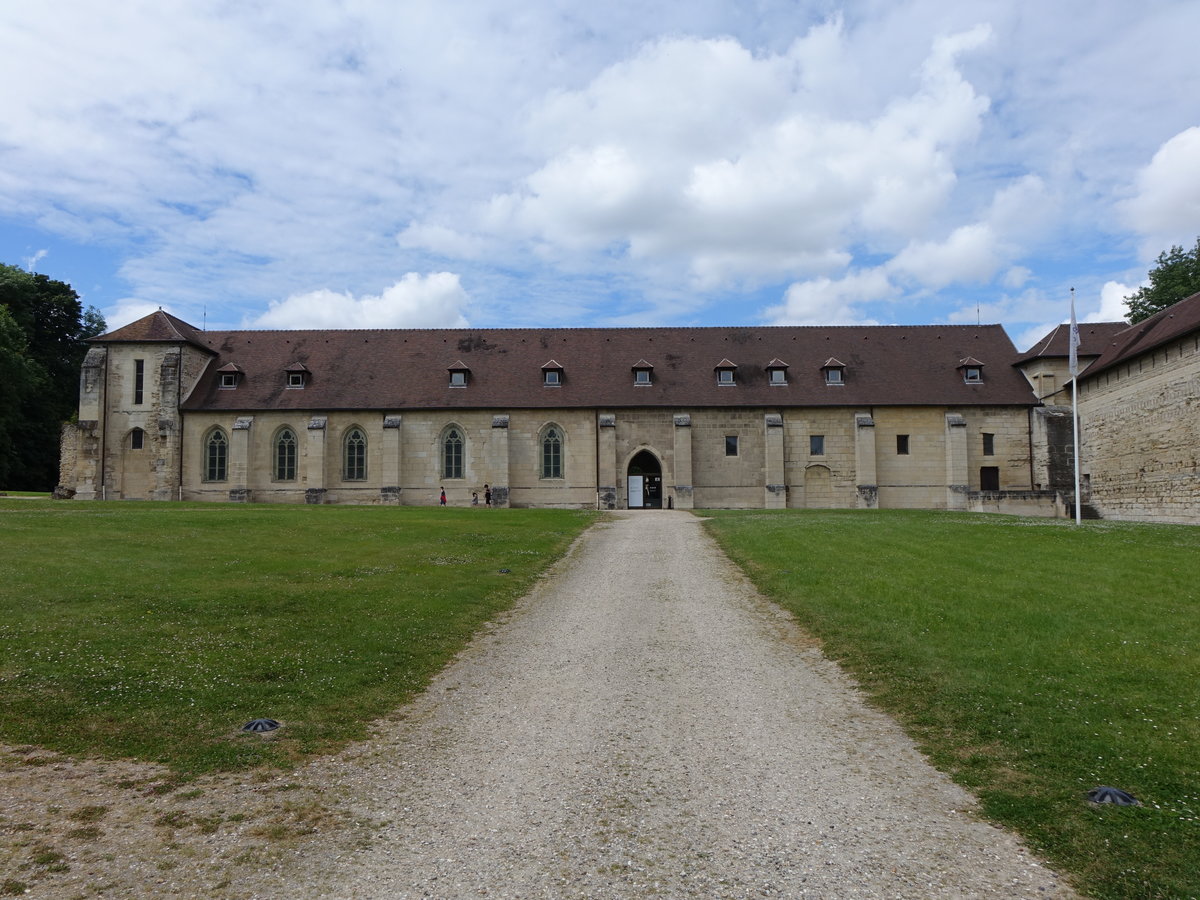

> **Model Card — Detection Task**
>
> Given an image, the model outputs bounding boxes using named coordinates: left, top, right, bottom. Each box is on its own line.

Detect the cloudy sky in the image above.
left=3, top=0, right=1198, bottom=348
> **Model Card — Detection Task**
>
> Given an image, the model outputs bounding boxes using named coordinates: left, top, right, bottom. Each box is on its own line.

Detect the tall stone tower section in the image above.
left=59, top=311, right=214, bottom=500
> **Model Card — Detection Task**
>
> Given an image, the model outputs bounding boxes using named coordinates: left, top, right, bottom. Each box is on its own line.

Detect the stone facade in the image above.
left=1078, top=330, right=1200, bottom=523
left=85, top=309, right=1200, bottom=518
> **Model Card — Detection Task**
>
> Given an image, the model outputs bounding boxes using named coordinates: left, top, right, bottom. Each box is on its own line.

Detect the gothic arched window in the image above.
left=205, top=429, right=228, bottom=482
left=275, top=428, right=297, bottom=481
left=443, top=427, right=464, bottom=479
left=343, top=427, right=367, bottom=481
left=541, top=426, right=563, bottom=479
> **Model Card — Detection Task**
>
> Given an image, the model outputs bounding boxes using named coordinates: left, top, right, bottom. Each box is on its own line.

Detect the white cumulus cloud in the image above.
left=763, top=269, right=891, bottom=326
left=249, top=273, right=470, bottom=329
left=1124, top=126, right=1200, bottom=243
left=469, top=25, right=993, bottom=289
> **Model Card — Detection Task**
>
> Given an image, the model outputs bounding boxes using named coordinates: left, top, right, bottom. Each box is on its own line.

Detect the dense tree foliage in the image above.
left=0, top=264, right=106, bottom=490
left=1124, top=237, right=1200, bottom=323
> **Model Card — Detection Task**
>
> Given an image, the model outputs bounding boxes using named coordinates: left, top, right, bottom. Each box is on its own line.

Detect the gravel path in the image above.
left=294, top=510, right=1076, bottom=899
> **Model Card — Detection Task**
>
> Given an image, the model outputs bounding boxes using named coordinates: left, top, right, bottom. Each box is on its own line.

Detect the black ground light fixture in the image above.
left=241, top=718, right=281, bottom=733
left=1087, top=786, right=1140, bottom=806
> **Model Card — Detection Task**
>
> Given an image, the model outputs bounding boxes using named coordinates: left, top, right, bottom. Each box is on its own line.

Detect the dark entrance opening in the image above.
left=980, top=466, right=1000, bottom=491
left=627, top=450, right=663, bottom=509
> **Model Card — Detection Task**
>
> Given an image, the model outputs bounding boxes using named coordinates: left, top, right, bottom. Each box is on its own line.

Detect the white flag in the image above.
left=1068, top=290, right=1080, bottom=376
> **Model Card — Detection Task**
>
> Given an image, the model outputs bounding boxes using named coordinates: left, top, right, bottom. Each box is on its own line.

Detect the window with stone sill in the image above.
left=275, top=428, right=297, bottom=481
left=443, top=427, right=464, bottom=479
left=343, top=427, right=367, bottom=481
left=541, top=426, right=563, bottom=479
left=204, top=429, right=228, bottom=482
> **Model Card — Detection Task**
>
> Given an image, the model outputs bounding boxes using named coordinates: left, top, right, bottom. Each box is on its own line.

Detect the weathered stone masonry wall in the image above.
left=1080, top=334, right=1200, bottom=524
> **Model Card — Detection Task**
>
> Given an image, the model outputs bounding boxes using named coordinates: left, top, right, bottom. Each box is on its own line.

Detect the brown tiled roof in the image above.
left=151, top=320, right=1037, bottom=412
left=1081, top=291, right=1200, bottom=379
left=94, top=310, right=213, bottom=350
left=1014, top=321, right=1128, bottom=363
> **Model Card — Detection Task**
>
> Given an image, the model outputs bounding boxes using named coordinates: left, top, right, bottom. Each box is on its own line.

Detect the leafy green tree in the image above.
left=1124, top=237, right=1200, bottom=323
left=0, top=264, right=106, bottom=490
left=0, top=306, right=46, bottom=488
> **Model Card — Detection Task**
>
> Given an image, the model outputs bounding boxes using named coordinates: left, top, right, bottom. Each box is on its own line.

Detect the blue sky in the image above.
left=3, top=0, right=1199, bottom=349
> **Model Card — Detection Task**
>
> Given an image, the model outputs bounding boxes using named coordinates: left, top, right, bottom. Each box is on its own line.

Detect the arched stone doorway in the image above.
left=627, top=450, right=663, bottom=509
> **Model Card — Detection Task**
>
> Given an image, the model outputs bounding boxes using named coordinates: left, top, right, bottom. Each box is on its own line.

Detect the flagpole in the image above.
left=1070, top=287, right=1081, bottom=525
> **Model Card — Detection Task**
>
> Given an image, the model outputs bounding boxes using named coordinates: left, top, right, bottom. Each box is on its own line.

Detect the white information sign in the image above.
left=627, top=475, right=643, bottom=508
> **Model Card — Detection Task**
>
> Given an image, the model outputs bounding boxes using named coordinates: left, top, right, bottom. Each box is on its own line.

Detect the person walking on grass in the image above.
left=440, top=487, right=447, bottom=506
left=484, top=484, right=492, bottom=507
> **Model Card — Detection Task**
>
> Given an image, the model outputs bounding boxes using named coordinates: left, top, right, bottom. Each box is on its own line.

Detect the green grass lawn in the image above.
left=702, top=509, right=1200, bottom=900
left=0, top=499, right=593, bottom=776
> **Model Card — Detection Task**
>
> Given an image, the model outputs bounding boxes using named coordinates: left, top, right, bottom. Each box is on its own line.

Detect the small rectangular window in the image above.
left=219, top=373, right=237, bottom=389
left=130, top=429, right=144, bottom=450
left=810, top=434, right=824, bottom=456
left=897, top=434, right=909, bottom=455
left=134, top=359, right=145, bottom=405
left=964, top=367, right=982, bottom=383
left=725, top=435, right=738, bottom=456
left=825, top=368, right=843, bottom=384
left=634, top=369, right=651, bottom=384
left=769, top=369, right=787, bottom=384
left=544, top=370, right=561, bottom=385
left=449, top=371, right=467, bottom=387
left=287, top=372, right=305, bottom=388
left=982, top=432, right=995, bottom=456
left=717, top=369, right=735, bottom=384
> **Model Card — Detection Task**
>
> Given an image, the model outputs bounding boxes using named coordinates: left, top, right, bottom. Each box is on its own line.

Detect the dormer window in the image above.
left=958, top=357, right=985, bottom=384
left=448, top=360, right=470, bottom=388
left=822, top=358, right=846, bottom=385
left=542, top=360, right=563, bottom=386
left=715, top=359, right=737, bottom=385
left=766, top=358, right=789, bottom=385
left=217, top=363, right=243, bottom=390
left=284, top=362, right=310, bottom=389
left=632, top=359, right=653, bottom=386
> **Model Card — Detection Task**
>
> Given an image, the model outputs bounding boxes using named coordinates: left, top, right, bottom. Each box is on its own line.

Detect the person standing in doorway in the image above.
left=440, top=487, right=447, bottom=506
left=484, top=484, right=491, bottom=507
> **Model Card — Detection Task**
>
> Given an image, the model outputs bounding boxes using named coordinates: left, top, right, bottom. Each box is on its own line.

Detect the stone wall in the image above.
left=172, top=403, right=1037, bottom=510
left=1079, top=333, right=1200, bottom=523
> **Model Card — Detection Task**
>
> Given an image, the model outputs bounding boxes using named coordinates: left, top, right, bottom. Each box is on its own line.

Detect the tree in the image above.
left=0, top=307, right=46, bottom=488
left=0, top=264, right=106, bottom=490
left=1123, top=237, right=1200, bottom=323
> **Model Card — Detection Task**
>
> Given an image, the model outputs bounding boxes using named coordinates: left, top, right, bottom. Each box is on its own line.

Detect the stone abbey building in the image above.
left=58, top=292, right=1200, bottom=522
